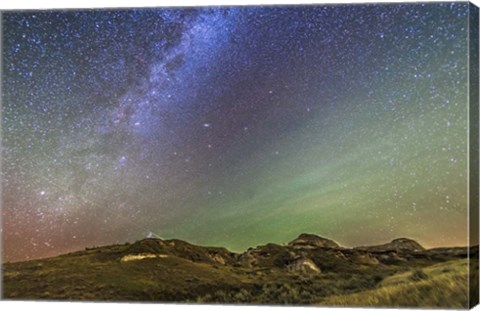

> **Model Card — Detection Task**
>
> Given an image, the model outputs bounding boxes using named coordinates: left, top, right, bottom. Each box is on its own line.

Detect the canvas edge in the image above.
left=0, top=10, right=4, bottom=301
left=469, top=1, right=479, bottom=309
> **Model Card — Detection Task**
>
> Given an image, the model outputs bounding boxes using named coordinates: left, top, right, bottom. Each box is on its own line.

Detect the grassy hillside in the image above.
left=2, top=236, right=477, bottom=307
left=320, top=259, right=471, bottom=308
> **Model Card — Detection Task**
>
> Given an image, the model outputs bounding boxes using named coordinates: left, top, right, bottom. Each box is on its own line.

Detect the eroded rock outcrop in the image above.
left=288, top=234, right=340, bottom=249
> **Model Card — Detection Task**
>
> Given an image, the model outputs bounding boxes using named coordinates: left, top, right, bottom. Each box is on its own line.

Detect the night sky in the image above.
left=2, top=3, right=471, bottom=262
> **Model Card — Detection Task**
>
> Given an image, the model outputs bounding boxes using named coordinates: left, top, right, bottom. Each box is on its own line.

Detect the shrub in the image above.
left=410, top=269, right=428, bottom=281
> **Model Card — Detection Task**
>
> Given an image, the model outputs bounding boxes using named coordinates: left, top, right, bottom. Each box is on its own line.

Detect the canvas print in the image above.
left=1, top=1, right=479, bottom=308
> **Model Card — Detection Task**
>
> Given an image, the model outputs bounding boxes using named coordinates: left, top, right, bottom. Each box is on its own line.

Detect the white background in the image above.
left=0, top=0, right=479, bottom=311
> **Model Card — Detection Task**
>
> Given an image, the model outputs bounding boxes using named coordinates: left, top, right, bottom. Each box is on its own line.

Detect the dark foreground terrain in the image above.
left=2, top=234, right=478, bottom=308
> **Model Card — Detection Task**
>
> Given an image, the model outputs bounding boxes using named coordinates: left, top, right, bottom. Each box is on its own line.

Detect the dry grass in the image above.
left=319, top=259, right=469, bottom=308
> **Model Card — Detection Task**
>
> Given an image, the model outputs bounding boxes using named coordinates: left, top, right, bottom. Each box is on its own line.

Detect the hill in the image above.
left=355, top=238, right=425, bottom=252
left=2, top=234, right=477, bottom=307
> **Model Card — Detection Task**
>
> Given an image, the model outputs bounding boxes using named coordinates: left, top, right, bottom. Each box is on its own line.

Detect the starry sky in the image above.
left=1, top=2, right=472, bottom=262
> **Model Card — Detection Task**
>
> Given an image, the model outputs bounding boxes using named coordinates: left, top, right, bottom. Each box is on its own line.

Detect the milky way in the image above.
left=1, top=3, right=472, bottom=262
